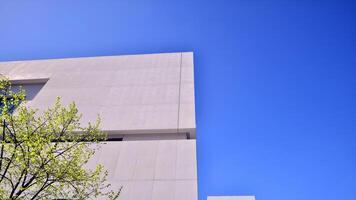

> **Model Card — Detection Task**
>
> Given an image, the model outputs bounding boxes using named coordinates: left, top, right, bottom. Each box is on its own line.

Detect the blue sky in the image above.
left=0, top=1, right=355, bottom=200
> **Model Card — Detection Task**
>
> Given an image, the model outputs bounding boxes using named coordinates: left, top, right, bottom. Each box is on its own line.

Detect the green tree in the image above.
left=0, top=78, right=120, bottom=199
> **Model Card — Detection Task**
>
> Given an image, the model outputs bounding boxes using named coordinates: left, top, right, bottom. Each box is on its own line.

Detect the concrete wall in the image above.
left=0, top=52, right=198, bottom=200
left=89, top=140, right=197, bottom=200
left=0, top=52, right=196, bottom=139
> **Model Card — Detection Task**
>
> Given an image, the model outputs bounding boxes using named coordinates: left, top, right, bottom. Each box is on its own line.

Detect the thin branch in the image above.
left=0, top=119, right=6, bottom=172
left=0, top=143, right=18, bottom=183
left=9, top=167, right=26, bottom=198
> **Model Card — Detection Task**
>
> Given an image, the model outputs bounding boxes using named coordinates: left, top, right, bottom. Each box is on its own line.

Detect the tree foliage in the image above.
left=0, top=78, right=120, bottom=199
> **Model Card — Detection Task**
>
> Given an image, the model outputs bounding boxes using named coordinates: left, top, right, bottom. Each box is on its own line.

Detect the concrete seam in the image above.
left=148, top=144, right=156, bottom=200
left=173, top=140, right=178, bottom=200
left=177, top=53, right=183, bottom=135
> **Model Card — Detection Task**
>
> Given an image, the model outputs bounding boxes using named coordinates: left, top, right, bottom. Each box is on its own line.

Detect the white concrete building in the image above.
left=0, top=52, right=197, bottom=200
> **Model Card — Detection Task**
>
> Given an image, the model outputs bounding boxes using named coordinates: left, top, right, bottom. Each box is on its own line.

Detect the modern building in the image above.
left=0, top=52, right=197, bottom=200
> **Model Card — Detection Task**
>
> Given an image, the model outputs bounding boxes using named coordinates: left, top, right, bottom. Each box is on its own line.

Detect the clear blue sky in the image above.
left=0, top=1, right=355, bottom=200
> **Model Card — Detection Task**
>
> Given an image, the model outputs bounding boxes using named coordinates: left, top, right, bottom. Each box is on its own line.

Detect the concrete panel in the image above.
left=85, top=141, right=197, bottom=200
left=107, top=53, right=180, bottom=70
left=96, top=142, right=121, bottom=181
left=113, top=142, right=139, bottom=180
left=75, top=105, right=102, bottom=125
left=47, top=71, right=116, bottom=89
left=110, top=67, right=180, bottom=86
left=181, top=52, right=195, bottom=84
left=6, top=60, right=53, bottom=79
left=176, top=140, right=197, bottom=179
left=179, top=103, right=196, bottom=131
left=33, top=87, right=110, bottom=106
left=100, top=104, right=178, bottom=131
left=179, top=83, right=195, bottom=104
left=155, top=140, right=177, bottom=180
left=106, top=84, right=179, bottom=106
left=179, top=52, right=196, bottom=135
left=175, top=180, right=198, bottom=200
left=152, top=181, right=175, bottom=200
left=130, top=181, right=153, bottom=200
left=133, top=141, right=158, bottom=180
left=178, top=83, right=196, bottom=135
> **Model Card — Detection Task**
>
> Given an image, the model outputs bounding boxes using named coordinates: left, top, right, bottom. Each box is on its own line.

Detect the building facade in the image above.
left=0, top=52, right=197, bottom=200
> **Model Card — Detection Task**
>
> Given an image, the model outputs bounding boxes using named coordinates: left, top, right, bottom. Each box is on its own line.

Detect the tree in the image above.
left=0, top=78, right=120, bottom=199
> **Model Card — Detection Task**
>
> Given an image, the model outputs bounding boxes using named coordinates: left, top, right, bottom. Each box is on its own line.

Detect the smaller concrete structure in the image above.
left=208, top=196, right=256, bottom=200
